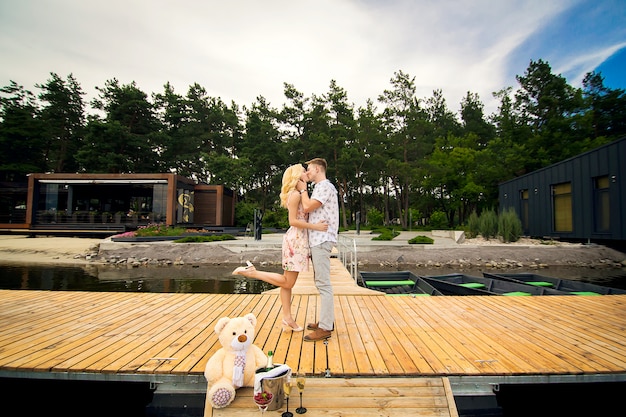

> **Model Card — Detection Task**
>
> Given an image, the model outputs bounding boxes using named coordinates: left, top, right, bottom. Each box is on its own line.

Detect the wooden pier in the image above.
left=1, top=258, right=625, bottom=416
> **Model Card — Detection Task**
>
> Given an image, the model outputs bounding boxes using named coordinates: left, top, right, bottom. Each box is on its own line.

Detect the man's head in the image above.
left=304, top=158, right=327, bottom=183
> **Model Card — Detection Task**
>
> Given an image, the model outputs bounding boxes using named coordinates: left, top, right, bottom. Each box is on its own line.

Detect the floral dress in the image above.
left=282, top=191, right=309, bottom=272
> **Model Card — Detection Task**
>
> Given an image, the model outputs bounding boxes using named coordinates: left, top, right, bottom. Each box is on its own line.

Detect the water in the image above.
left=0, top=263, right=279, bottom=293
left=1, top=263, right=625, bottom=293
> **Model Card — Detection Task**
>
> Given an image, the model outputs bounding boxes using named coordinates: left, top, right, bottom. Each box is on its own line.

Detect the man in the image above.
left=296, top=158, right=339, bottom=342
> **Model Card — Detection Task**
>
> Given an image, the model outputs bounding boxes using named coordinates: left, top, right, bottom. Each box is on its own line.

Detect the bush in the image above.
left=135, top=224, right=187, bottom=237
left=467, top=210, right=480, bottom=238
left=429, top=211, right=448, bottom=229
left=408, top=235, right=434, bottom=244
left=367, top=208, right=384, bottom=227
left=234, top=202, right=256, bottom=227
left=175, top=234, right=236, bottom=243
left=479, top=209, right=498, bottom=240
left=371, top=228, right=400, bottom=241
left=498, top=207, right=523, bottom=243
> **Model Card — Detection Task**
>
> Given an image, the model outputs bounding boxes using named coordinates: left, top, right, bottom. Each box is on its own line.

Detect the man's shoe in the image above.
left=304, top=328, right=332, bottom=342
left=306, top=322, right=334, bottom=331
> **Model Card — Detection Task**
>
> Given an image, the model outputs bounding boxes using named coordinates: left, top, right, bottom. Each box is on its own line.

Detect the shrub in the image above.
left=175, top=234, right=236, bottom=243
left=429, top=211, right=448, bottom=229
left=135, top=224, right=187, bottom=237
left=367, top=208, right=384, bottom=227
left=466, top=210, right=480, bottom=238
left=408, top=235, right=434, bottom=244
left=479, top=209, right=498, bottom=240
left=498, top=207, right=523, bottom=243
left=371, top=228, right=400, bottom=241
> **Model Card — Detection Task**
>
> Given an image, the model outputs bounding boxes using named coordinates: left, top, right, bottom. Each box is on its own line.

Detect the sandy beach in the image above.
left=1, top=233, right=625, bottom=269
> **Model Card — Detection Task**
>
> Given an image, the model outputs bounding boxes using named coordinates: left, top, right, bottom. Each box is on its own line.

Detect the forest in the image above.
left=1, top=59, right=625, bottom=229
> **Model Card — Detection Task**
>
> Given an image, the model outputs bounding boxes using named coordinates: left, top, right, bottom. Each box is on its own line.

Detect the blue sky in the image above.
left=1, top=0, right=624, bottom=117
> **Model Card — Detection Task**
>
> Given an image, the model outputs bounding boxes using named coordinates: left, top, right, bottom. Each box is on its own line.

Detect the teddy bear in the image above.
left=204, top=313, right=268, bottom=409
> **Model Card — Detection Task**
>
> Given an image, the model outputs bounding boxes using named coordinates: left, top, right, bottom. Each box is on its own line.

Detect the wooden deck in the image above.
left=1, top=259, right=626, bottom=415
left=210, top=377, right=459, bottom=417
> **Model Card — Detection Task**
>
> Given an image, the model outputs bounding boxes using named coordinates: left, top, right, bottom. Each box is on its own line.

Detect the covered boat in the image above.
left=422, top=273, right=570, bottom=296
left=358, top=271, right=443, bottom=295
left=483, top=272, right=626, bottom=295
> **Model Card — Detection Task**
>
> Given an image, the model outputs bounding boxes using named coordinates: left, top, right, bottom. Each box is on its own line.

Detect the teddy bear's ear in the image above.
left=244, top=313, right=257, bottom=327
left=214, top=317, right=231, bottom=335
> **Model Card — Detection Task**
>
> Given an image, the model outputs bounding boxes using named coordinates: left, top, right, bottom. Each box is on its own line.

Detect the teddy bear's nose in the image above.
left=238, top=334, right=247, bottom=343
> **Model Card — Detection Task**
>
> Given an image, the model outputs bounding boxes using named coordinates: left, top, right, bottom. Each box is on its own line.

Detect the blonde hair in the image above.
left=279, top=164, right=304, bottom=208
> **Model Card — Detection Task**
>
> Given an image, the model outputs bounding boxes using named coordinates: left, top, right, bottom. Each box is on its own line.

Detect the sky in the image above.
left=1, top=0, right=625, bottom=117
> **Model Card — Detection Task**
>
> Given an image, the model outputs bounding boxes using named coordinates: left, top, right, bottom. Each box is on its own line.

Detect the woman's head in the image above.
left=279, top=164, right=305, bottom=207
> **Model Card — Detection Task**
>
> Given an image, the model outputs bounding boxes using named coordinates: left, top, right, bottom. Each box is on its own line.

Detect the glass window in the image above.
left=520, top=189, right=529, bottom=231
left=593, top=176, right=610, bottom=232
left=552, top=182, right=572, bottom=232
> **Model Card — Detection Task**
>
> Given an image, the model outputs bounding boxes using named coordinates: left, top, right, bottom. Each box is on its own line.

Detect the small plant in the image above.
left=479, top=209, right=498, bottom=240
left=466, top=210, right=480, bottom=238
left=408, top=235, right=434, bottom=244
left=371, top=228, right=400, bottom=241
left=367, top=208, right=384, bottom=227
left=135, top=224, right=187, bottom=237
left=498, top=207, right=523, bottom=243
left=174, top=234, right=236, bottom=243
left=429, top=211, right=448, bottom=229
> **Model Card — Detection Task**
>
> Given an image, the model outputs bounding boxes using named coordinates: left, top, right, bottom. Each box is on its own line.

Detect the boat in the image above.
left=422, top=273, right=570, bottom=296
left=358, top=271, right=443, bottom=295
left=483, top=272, right=626, bottom=295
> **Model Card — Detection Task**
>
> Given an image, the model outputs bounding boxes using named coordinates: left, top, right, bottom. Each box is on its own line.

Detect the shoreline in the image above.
left=1, top=234, right=626, bottom=270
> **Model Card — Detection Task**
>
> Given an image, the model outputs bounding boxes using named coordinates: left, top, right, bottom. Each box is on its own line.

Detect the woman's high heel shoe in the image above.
left=232, top=261, right=255, bottom=275
left=282, top=319, right=304, bottom=332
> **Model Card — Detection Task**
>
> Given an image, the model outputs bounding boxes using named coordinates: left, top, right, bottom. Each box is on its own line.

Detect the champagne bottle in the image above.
left=265, top=350, right=274, bottom=371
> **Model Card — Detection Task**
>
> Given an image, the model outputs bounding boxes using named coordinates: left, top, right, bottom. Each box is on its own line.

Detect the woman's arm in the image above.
left=287, top=191, right=327, bottom=231
left=296, top=180, right=322, bottom=213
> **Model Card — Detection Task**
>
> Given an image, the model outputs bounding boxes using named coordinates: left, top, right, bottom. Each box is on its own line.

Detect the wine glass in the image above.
left=296, top=372, right=307, bottom=414
left=282, top=381, right=293, bottom=417
left=253, top=390, right=274, bottom=414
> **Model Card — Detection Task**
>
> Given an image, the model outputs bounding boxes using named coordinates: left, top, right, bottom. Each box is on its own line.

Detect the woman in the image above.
left=232, top=164, right=328, bottom=331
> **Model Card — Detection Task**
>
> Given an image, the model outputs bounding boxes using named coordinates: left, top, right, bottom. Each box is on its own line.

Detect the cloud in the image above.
left=1, top=0, right=624, bottom=118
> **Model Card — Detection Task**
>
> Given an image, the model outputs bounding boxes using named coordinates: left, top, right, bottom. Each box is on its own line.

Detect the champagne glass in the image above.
left=282, top=381, right=293, bottom=417
left=253, top=390, right=274, bottom=414
left=295, top=372, right=307, bottom=414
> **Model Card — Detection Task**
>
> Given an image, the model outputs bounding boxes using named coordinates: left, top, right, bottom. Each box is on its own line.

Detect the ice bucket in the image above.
left=256, top=366, right=289, bottom=411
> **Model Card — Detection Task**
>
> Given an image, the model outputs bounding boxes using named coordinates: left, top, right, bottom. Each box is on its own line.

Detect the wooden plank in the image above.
left=211, top=377, right=455, bottom=417
left=1, top=289, right=626, bottom=382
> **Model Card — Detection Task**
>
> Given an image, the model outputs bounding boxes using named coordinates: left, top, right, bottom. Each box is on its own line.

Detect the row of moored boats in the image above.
left=358, top=271, right=626, bottom=296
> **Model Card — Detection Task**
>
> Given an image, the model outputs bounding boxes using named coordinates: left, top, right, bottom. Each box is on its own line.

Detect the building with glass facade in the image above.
left=0, top=173, right=234, bottom=234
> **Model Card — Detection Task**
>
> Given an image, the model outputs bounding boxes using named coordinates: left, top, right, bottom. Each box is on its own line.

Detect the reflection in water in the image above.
left=1, top=263, right=625, bottom=293
left=0, top=264, right=279, bottom=294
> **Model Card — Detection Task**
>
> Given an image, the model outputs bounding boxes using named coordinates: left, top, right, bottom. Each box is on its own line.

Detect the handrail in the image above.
left=337, top=235, right=358, bottom=282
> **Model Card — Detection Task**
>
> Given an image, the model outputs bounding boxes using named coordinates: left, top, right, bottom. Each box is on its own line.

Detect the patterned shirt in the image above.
left=308, top=179, right=339, bottom=247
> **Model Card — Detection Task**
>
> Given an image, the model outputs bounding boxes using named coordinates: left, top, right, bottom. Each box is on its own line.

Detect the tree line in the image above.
left=1, top=59, right=625, bottom=228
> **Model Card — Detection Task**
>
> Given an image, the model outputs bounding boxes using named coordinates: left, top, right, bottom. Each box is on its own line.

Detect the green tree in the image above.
left=514, top=59, right=586, bottom=169
left=582, top=71, right=626, bottom=140
left=79, top=79, right=161, bottom=173
left=36, top=73, right=85, bottom=173
left=0, top=81, right=45, bottom=180
left=378, top=70, right=427, bottom=227
left=240, top=96, right=283, bottom=209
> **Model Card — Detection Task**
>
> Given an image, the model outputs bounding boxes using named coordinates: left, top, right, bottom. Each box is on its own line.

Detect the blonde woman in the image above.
left=233, top=163, right=328, bottom=331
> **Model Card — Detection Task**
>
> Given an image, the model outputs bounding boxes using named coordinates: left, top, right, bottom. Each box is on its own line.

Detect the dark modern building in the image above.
left=0, top=173, right=235, bottom=235
left=499, top=137, right=626, bottom=242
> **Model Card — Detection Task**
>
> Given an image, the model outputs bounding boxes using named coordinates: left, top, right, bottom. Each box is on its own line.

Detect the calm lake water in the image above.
left=1, top=263, right=625, bottom=293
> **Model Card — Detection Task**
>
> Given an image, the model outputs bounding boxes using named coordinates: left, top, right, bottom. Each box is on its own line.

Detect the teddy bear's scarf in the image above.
left=232, top=351, right=246, bottom=387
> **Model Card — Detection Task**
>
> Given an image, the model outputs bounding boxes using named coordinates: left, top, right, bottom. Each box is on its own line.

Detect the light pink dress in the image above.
left=282, top=191, right=310, bottom=272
